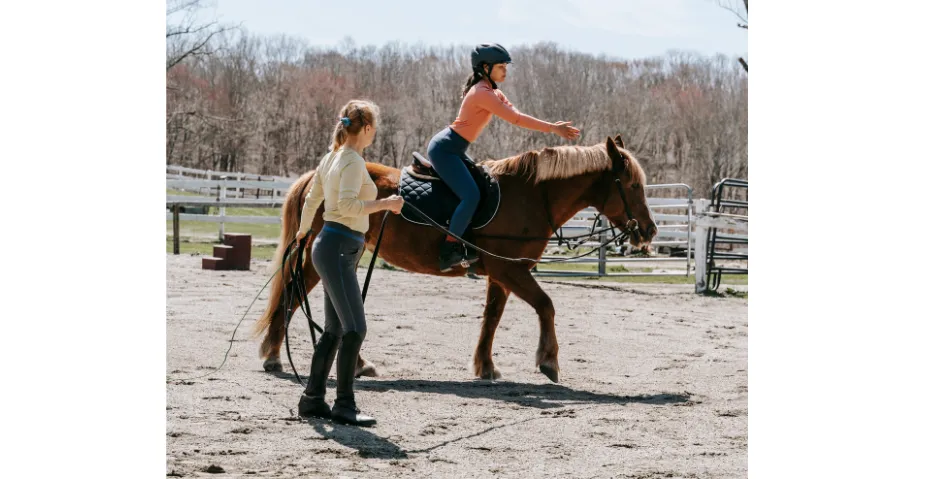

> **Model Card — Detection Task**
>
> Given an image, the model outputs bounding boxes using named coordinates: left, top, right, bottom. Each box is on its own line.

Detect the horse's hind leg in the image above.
left=356, top=355, right=378, bottom=378
left=261, top=252, right=321, bottom=372
left=498, top=267, right=560, bottom=383
left=261, top=246, right=379, bottom=377
left=473, top=278, right=510, bottom=379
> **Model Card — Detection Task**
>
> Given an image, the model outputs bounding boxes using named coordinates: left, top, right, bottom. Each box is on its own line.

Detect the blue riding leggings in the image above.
left=426, top=127, right=479, bottom=238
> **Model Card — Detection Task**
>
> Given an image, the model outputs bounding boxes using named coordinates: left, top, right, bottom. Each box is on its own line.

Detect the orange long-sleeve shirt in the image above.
left=450, top=81, right=554, bottom=142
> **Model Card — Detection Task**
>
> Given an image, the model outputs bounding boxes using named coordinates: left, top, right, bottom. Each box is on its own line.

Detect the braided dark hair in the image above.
left=461, top=64, right=500, bottom=97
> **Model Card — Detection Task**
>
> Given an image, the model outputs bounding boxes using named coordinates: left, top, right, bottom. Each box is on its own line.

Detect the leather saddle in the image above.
left=398, top=152, right=501, bottom=231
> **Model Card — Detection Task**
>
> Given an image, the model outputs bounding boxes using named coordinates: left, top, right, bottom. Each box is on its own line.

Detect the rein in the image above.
left=402, top=200, right=636, bottom=265
left=476, top=162, right=638, bottom=250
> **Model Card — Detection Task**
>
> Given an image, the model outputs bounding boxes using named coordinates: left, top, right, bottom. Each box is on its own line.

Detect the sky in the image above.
left=190, top=0, right=748, bottom=61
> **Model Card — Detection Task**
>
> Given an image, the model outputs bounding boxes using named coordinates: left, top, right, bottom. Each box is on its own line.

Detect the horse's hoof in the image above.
left=539, top=363, right=559, bottom=383
left=479, top=366, right=502, bottom=380
left=263, top=358, right=283, bottom=373
left=355, top=362, right=378, bottom=378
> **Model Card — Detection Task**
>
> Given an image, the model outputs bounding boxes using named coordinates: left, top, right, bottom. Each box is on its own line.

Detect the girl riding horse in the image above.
left=426, top=43, right=581, bottom=271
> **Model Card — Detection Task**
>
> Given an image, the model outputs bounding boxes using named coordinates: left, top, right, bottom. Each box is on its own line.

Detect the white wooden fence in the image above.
left=167, top=167, right=749, bottom=294
left=167, top=165, right=293, bottom=204
left=167, top=175, right=702, bottom=278
left=167, top=164, right=294, bottom=184
left=167, top=165, right=294, bottom=238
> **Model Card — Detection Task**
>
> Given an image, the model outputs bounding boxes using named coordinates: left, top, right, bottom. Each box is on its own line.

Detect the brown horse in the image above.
left=251, top=135, right=657, bottom=382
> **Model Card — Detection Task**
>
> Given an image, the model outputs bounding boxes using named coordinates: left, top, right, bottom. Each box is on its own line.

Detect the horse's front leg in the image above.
left=497, top=267, right=560, bottom=382
left=473, top=278, right=510, bottom=379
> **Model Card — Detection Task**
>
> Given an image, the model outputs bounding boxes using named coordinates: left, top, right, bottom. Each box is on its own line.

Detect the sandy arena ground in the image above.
left=166, top=253, right=747, bottom=478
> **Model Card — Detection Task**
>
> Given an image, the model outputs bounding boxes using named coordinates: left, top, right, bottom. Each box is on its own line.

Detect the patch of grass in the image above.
left=359, top=250, right=745, bottom=286
left=540, top=273, right=747, bottom=285
left=166, top=221, right=282, bottom=241
left=608, top=265, right=654, bottom=273
left=725, top=287, right=748, bottom=298
left=701, top=286, right=749, bottom=298
left=535, top=255, right=747, bottom=285
left=536, top=261, right=652, bottom=273
left=166, top=188, right=202, bottom=197
left=209, top=206, right=280, bottom=216
left=166, top=238, right=279, bottom=260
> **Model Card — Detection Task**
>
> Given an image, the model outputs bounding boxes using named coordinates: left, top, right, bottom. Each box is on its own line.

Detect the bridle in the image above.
left=596, top=152, right=640, bottom=246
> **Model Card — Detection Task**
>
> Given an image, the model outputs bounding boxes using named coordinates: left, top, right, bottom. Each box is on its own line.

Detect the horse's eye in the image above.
left=631, top=183, right=642, bottom=189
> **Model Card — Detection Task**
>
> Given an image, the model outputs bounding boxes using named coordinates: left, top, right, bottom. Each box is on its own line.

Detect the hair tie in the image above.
left=340, top=117, right=351, bottom=127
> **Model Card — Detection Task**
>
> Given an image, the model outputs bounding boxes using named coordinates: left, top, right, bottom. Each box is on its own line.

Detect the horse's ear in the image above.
left=614, top=134, right=625, bottom=149
left=606, top=136, right=625, bottom=173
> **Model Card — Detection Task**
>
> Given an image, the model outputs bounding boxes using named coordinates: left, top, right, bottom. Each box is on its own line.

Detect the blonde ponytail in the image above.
left=329, top=100, right=381, bottom=151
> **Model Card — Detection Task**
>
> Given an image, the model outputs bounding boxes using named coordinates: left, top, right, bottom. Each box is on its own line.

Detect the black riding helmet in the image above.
left=471, top=43, right=511, bottom=89
left=471, top=43, right=512, bottom=71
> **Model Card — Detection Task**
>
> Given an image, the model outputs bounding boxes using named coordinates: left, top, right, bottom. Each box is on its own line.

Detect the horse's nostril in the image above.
left=648, top=225, right=658, bottom=237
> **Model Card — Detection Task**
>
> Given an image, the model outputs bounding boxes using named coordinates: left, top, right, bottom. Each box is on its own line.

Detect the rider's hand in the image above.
left=553, top=121, right=581, bottom=140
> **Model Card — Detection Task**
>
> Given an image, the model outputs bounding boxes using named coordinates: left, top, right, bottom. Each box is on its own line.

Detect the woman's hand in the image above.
left=552, top=121, right=581, bottom=140
left=384, top=195, right=404, bottom=214
left=295, top=230, right=308, bottom=242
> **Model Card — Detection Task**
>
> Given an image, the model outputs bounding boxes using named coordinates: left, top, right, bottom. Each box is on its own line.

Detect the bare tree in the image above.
left=166, top=0, right=234, bottom=72
left=716, top=0, right=748, bottom=72
left=166, top=34, right=747, bottom=193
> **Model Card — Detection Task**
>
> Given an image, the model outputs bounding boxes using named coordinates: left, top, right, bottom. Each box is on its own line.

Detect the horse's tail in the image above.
left=251, top=170, right=316, bottom=349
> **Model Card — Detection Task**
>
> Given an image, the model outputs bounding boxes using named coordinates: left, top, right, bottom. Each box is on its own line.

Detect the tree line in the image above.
left=167, top=20, right=746, bottom=196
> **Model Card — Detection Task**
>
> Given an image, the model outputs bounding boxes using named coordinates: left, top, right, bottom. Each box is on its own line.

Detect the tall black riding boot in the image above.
left=298, top=332, right=340, bottom=419
left=438, top=238, right=466, bottom=272
left=331, top=332, right=377, bottom=427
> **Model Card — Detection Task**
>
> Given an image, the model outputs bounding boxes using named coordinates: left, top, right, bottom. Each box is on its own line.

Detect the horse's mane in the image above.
left=483, top=143, right=646, bottom=184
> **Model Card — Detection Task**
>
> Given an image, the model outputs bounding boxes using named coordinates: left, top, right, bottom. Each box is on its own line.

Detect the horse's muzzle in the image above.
left=646, top=224, right=658, bottom=242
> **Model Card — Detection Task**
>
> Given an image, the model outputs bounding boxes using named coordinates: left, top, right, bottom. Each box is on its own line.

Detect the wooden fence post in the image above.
left=173, top=204, right=181, bottom=255
left=218, top=176, right=227, bottom=241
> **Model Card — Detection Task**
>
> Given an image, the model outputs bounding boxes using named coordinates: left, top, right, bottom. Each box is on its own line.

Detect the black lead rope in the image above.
left=281, top=212, right=391, bottom=387
left=360, top=212, right=390, bottom=301
left=278, top=198, right=633, bottom=388
left=281, top=234, right=321, bottom=387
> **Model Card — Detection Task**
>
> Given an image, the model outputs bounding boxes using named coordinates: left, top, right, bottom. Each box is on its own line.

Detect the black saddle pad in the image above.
left=399, top=152, right=501, bottom=230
